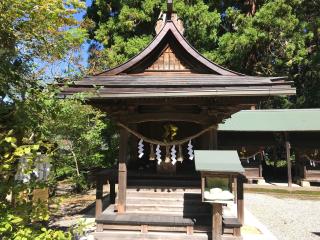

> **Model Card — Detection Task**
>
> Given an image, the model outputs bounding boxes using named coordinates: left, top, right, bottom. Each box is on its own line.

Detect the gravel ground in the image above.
left=245, top=193, right=320, bottom=240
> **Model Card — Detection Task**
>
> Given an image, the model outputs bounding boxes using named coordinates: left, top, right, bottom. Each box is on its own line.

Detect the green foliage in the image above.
left=0, top=0, right=87, bottom=101
left=211, top=0, right=310, bottom=76
left=0, top=134, right=71, bottom=240
left=8, top=86, right=114, bottom=191
left=0, top=206, right=72, bottom=240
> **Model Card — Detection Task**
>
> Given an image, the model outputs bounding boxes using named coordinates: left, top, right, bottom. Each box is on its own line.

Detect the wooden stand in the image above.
left=212, top=203, right=223, bottom=240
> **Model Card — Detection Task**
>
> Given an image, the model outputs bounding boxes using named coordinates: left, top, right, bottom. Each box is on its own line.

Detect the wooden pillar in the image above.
left=208, top=128, right=218, bottom=150
left=212, top=203, right=222, bottom=240
left=259, top=151, right=263, bottom=177
left=201, top=175, right=205, bottom=202
left=117, top=128, right=129, bottom=213
left=96, top=176, right=103, bottom=218
left=296, top=149, right=305, bottom=179
left=109, top=177, right=116, bottom=204
left=237, top=175, right=244, bottom=225
left=228, top=176, right=233, bottom=192
left=285, top=132, right=292, bottom=187
left=233, top=177, right=237, bottom=204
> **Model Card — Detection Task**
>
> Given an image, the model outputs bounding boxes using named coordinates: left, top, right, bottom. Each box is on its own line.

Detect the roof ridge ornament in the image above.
left=167, top=0, right=173, bottom=20
left=155, top=0, right=184, bottom=35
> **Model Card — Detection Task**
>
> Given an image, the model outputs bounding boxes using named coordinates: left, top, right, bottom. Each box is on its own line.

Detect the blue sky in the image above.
left=42, top=0, right=93, bottom=81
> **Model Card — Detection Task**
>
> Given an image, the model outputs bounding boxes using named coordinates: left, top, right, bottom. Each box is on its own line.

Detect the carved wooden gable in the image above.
left=146, top=45, right=190, bottom=72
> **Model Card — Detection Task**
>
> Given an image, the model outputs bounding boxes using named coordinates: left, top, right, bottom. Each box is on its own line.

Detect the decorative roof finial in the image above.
left=167, top=0, right=173, bottom=20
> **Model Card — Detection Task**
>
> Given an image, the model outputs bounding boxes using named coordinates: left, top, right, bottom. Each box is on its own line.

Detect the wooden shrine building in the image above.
left=61, top=1, right=295, bottom=239
left=218, top=109, right=320, bottom=187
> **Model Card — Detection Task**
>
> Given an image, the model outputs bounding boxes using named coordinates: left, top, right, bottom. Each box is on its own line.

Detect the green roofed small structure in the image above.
left=194, top=150, right=244, bottom=174
left=195, top=150, right=245, bottom=239
left=218, top=109, right=320, bottom=188
left=218, top=109, right=320, bottom=132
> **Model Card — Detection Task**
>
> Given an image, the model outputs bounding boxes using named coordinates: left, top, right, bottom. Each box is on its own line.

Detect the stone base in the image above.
left=300, top=180, right=311, bottom=187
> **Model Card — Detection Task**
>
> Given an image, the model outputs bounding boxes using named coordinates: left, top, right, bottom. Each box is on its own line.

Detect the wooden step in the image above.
left=126, top=198, right=202, bottom=205
left=126, top=190, right=201, bottom=197
left=123, top=191, right=210, bottom=215
left=125, top=204, right=211, bottom=215
left=127, top=179, right=201, bottom=188
left=127, top=187, right=201, bottom=193
left=94, top=231, right=210, bottom=240
left=223, top=218, right=242, bottom=228
left=124, top=210, right=211, bottom=217
left=96, top=213, right=195, bottom=226
left=126, top=192, right=202, bottom=203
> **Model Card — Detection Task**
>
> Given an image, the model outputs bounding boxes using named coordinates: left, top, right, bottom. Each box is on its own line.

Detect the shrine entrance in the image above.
left=129, top=121, right=202, bottom=175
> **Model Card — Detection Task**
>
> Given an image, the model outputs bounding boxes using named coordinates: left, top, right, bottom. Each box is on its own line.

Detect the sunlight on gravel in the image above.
left=245, top=193, right=320, bottom=240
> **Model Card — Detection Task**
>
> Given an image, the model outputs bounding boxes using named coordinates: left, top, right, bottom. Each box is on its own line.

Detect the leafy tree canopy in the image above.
left=0, top=0, right=87, bottom=101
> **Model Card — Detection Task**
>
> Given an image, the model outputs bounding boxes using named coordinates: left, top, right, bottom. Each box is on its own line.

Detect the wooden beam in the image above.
left=124, top=112, right=214, bottom=124
left=117, top=128, right=129, bottom=213
left=285, top=132, right=292, bottom=187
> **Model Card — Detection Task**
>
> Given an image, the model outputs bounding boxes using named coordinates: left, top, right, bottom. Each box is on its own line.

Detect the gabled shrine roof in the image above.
left=60, top=15, right=295, bottom=99
left=96, top=21, right=241, bottom=76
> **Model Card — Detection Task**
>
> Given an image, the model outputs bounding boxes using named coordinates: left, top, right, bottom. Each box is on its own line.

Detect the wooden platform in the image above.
left=94, top=231, right=241, bottom=240
left=94, top=231, right=207, bottom=240
left=95, top=187, right=242, bottom=240
left=96, top=212, right=206, bottom=234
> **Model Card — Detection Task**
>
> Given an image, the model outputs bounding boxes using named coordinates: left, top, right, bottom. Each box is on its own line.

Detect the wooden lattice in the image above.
left=147, top=46, right=190, bottom=71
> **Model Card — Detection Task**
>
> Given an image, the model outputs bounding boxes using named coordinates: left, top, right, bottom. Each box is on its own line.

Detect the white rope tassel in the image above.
left=156, top=145, right=162, bottom=165
left=138, top=139, right=144, bottom=158
left=188, top=140, right=194, bottom=160
left=149, top=144, right=155, bottom=161
left=171, top=145, right=177, bottom=165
